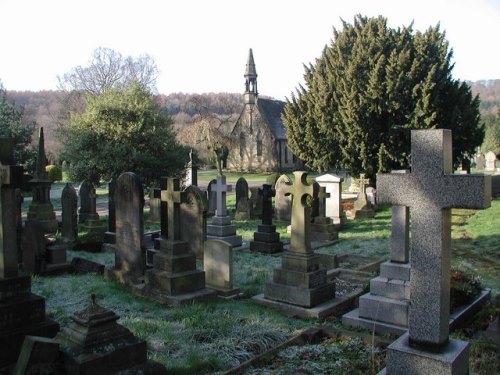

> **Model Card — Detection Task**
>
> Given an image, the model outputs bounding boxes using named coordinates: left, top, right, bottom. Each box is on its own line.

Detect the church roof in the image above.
left=258, top=98, right=287, bottom=140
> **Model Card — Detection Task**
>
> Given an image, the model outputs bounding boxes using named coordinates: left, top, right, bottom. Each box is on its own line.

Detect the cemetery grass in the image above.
left=31, top=200, right=500, bottom=374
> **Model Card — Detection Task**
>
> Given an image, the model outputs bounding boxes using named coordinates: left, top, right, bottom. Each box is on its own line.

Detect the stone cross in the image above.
left=259, top=184, right=275, bottom=225
left=358, top=173, right=370, bottom=195
left=377, top=129, right=491, bottom=348
left=317, top=186, right=330, bottom=218
left=283, top=171, right=318, bottom=253
left=159, top=178, right=185, bottom=241
left=212, top=175, right=231, bottom=217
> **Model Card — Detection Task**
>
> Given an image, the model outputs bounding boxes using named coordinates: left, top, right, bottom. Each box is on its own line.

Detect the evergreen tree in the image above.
left=60, top=84, right=188, bottom=185
left=283, top=15, right=483, bottom=180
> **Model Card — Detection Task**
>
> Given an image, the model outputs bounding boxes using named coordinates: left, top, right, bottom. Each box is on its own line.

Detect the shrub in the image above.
left=450, top=268, right=483, bottom=311
left=45, top=164, right=62, bottom=182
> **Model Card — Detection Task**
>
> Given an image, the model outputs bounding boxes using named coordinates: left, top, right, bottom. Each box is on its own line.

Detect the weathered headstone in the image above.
left=204, top=239, right=241, bottom=298
left=80, top=187, right=105, bottom=238
left=255, top=172, right=335, bottom=311
left=180, top=185, right=208, bottom=260
left=366, top=186, right=377, bottom=207
left=250, top=184, right=283, bottom=253
left=485, top=151, right=497, bottom=171
left=106, top=172, right=145, bottom=285
left=102, top=178, right=117, bottom=252
left=274, top=174, right=292, bottom=221
left=207, top=175, right=242, bottom=247
left=248, top=186, right=263, bottom=219
left=0, top=137, right=59, bottom=369
left=315, top=173, right=345, bottom=228
left=55, top=295, right=166, bottom=374
left=206, top=178, right=217, bottom=216
left=346, top=174, right=374, bottom=219
left=61, top=183, right=78, bottom=244
left=310, top=186, right=339, bottom=241
left=378, top=129, right=491, bottom=375
left=148, top=189, right=161, bottom=223
left=475, top=153, right=485, bottom=170
left=183, top=149, right=198, bottom=187
left=139, top=178, right=216, bottom=305
left=78, top=180, right=93, bottom=224
left=235, top=177, right=250, bottom=219
left=26, top=128, right=58, bottom=233
left=21, top=220, right=47, bottom=274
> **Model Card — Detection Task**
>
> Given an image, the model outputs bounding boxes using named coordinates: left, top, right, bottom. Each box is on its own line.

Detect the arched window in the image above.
left=240, top=132, right=245, bottom=158
left=256, top=130, right=263, bottom=157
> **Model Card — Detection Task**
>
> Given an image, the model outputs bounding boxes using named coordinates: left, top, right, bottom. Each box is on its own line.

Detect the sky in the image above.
left=0, top=0, right=499, bottom=100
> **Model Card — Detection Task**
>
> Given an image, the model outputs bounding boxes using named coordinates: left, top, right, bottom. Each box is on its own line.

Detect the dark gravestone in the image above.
left=21, top=220, right=47, bottom=274
left=250, top=184, right=283, bottom=253
left=107, top=172, right=145, bottom=285
left=78, top=180, right=93, bottom=224
left=180, top=185, right=208, bottom=260
left=274, top=174, right=292, bottom=221
left=71, top=257, right=105, bottom=275
left=206, top=178, right=217, bottom=216
left=61, top=183, right=78, bottom=244
left=13, top=335, right=60, bottom=375
left=235, top=177, right=249, bottom=219
left=103, top=178, right=117, bottom=248
left=248, top=187, right=263, bottom=219
left=148, top=189, right=161, bottom=223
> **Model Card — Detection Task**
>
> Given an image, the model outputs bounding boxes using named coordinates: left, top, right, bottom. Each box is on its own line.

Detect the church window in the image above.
left=240, top=132, right=245, bottom=158
left=257, top=130, right=263, bottom=156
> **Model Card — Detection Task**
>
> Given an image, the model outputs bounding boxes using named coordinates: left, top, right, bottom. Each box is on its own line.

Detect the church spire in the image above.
left=244, top=48, right=258, bottom=105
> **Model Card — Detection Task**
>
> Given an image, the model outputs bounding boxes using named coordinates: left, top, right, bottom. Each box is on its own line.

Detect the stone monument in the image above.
left=249, top=184, right=283, bottom=253
left=274, top=174, right=292, bottom=221
left=78, top=180, right=92, bottom=224
left=377, top=129, right=491, bottom=375
left=80, top=186, right=105, bottom=238
left=180, top=185, right=208, bottom=260
left=485, top=150, right=497, bottom=171
left=183, top=149, right=198, bottom=187
left=310, top=186, right=339, bottom=241
left=26, top=128, right=58, bottom=233
left=346, top=173, right=375, bottom=219
left=235, top=177, right=250, bottom=220
left=206, top=178, right=217, bottom=216
left=61, top=183, right=78, bottom=244
left=315, top=173, right=345, bottom=228
left=204, top=239, right=241, bottom=298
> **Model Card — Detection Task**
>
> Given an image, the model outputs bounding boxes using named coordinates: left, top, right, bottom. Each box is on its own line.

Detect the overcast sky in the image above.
left=0, top=0, right=499, bottom=100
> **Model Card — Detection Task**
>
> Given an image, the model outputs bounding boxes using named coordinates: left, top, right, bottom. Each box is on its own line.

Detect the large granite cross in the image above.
left=158, top=178, right=185, bottom=241
left=259, top=184, right=275, bottom=225
left=0, top=138, right=23, bottom=278
left=212, top=175, right=231, bottom=217
left=283, top=171, right=318, bottom=253
left=377, top=129, right=491, bottom=348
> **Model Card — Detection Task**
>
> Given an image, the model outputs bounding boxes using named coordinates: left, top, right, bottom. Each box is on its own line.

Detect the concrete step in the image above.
left=379, top=261, right=410, bottom=281
left=358, top=293, right=409, bottom=327
left=370, top=276, right=410, bottom=300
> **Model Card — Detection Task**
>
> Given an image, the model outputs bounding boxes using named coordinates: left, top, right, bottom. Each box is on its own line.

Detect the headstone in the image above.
left=235, top=177, right=250, bottom=220
left=26, top=128, right=58, bottom=233
left=485, top=151, right=497, bottom=171
left=206, top=178, right=217, bottom=216
left=106, top=172, right=145, bottom=285
left=180, top=185, right=208, bottom=260
left=248, top=186, right=263, bottom=219
left=274, top=174, right=292, bottom=221
left=377, top=129, right=491, bottom=375
left=80, top=187, right=105, bottom=238
left=147, top=189, right=161, bottom=223
left=15, top=188, right=23, bottom=264
left=366, top=186, right=377, bottom=207
left=0, top=137, right=59, bottom=369
left=139, top=178, right=216, bottom=305
left=204, top=239, right=241, bottom=298
left=258, top=171, right=335, bottom=308
left=61, top=183, right=78, bottom=244
left=55, top=295, right=166, bottom=374
left=21, top=220, right=47, bottom=274
left=346, top=174, right=375, bottom=219
left=207, top=175, right=242, bottom=247
left=315, top=173, right=345, bottom=228
left=475, top=153, right=485, bottom=170
left=78, top=180, right=93, bottom=224
left=13, top=336, right=60, bottom=375
left=183, top=149, right=198, bottom=187
left=310, top=186, right=339, bottom=242
left=250, top=184, right=283, bottom=253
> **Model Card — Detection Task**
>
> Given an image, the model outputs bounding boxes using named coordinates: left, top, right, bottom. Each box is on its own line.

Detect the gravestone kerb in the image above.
left=377, top=129, right=491, bottom=348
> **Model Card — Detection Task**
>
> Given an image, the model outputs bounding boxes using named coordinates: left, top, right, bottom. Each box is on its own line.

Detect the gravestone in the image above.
left=13, top=336, right=60, bottom=375
left=15, top=188, right=23, bottom=263
left=78, top=180, right=93, bottom=224
left=206, top=178, right=217, bottom=216
left=21, top=220, right=47, bottom=274
left=61, top=183, right=78, bottom=244
left=235, top=177, right=250, bottom=219
left=180, top=185, right=208, bottom=260
left=148, top=189, right=161, bottom=223
left=248, top=187, right=263, bottom=219
left=346, top=174, right=374, bottom=219
left=254, top=171, right=335, bottom=312
left=55, top=295, right=166, bottom=374
left=26, top=128, right=58, bottom=233
left=343, top=173, right=411, bottom=335
left=106, top=172, right=145, bottom=285
left=485, top=151, right=497, bottom=171
left=183, top=149, right=198, bottom=187
left=204, top=239, right=241, bottom=298
left=475, top=153, right=485, bottom=170
left=250, top=184, right=283, bottom=253
left=139, top=178, right=216, bottom=305
left=0, top=137, right=59, bottom=369
left=274, top=174, right=292, bottom=221
left=315, top=173, right=345, bottom=228
left=366, top=186, right=377, bottom=207
left=207, top=175, right=242, bottom=247
left=80, top=187, right=105, bottom=238
left=377, top=129, right=491, bottom=375
left=310, top=186, right=339, bottom=241
left=102, top=178, right=117, bottom=252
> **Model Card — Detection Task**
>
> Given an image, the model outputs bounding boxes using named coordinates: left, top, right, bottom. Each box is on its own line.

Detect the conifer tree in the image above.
left=283, top=15, right=483, bottom=180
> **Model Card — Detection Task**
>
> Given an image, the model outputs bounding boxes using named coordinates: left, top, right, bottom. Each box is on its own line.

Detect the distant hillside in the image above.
left=469, top=79, right=500, bottom=114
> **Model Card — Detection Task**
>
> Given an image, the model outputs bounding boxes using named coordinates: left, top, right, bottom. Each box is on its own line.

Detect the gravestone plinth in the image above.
left=250, top=184, right=283, bottom=253
left=26, top=128, right=58, bottom=233
left=55, top=295, right=166, bottom=374
left=315, top=173, right=345, bottom=228
left=206, top=175, right=242, bottom=247
left=204, top=239, right=241, bottom=298
left=377, top=130, right=491, bottom=375
left=346, top=174, right=374, bottom=219
left=138, top=178, right=216, bottom=306
left=310, top=186, right=339, bottom=241
left=254, top=172, right=335, bottom=314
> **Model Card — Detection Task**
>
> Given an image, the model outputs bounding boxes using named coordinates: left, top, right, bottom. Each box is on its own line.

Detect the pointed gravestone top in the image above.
left=33, top=127, right=49, bottom=181
left=377, top=129, right=491, bottom=348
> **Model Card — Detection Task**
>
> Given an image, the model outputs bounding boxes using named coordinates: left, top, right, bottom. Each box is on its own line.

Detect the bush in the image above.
left=450, top=268, right=483, bottom=312
left=45, top=164, right=62, bottom=182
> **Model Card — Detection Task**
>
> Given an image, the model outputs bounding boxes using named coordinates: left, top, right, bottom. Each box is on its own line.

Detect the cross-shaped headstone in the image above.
left=212, top=175, right=231, bottom=217
left=159, top=178, right=185, bottom=241
left=317, top=186, right=330, bottom=218
left=353, top=173, right=370, bottom=210
left=377, top=129, right=491, bottom=348
left=153, top=182, right=166, bottom=237
left=259, top=184, right=275, bottom=225
left=283, top=171, right=318, bottom=253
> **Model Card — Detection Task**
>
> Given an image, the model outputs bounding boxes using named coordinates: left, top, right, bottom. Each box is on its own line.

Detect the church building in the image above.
left=228, top=49, right=302, bottom=172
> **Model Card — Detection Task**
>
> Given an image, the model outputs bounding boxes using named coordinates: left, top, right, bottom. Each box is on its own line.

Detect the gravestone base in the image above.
left=264, top=280, right=335, bottom=308
left=206, top=284, right=242, bottom=299
left=379, top=333, right=469, bottom=375
left=104, top=268, right=144, bottom=287
left=346, top=207, right=375, bottom=220
left=207, top=215, right=243, bottom=247
left=0, top=276, right=60, bottom=368
left=311, top=217, right=339, bottom=241
left=250, top=224, right=283, bottom=253
left=81, top=219, right=105, bottom=238
left=27, top=204, right=58, bottom=233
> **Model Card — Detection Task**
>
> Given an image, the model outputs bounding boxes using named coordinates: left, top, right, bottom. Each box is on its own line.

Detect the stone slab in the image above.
left=211, top=215, right=232, bottom=226
left=379, top=261, right=411, bottom=281
left=144, top=269, right=205, bottom=296
left=249, top=241, right=283, bottom=253
left=342, top=308, right=408, bottom=337
left=257, top=224, right=276, bottom=233
left=358, top=293, right=409, bottom=327
left=253, top=231, right=280, bottom=243
left=370, top=276, right=410, bottom=300
left=207, top=234, right=242, bottom=247
left=264, top=281, right=335, bottom=308
left=206, top=224, right=237, bottom=237
left=13, top=335, right=59, bottom=375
